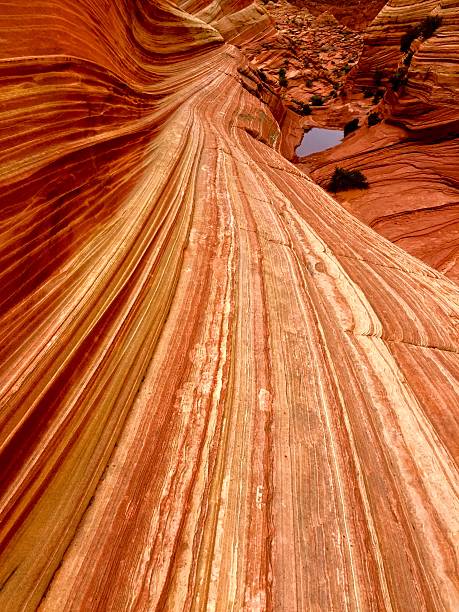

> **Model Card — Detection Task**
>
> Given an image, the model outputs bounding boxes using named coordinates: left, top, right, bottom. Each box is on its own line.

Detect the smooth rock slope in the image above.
left=0, top=1, right=458, bottom=610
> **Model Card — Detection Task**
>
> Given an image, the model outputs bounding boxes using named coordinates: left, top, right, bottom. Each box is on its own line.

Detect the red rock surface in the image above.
left=0, top=1, right=458, bottom=611
left=304, top=0, right=459, bottom=281
left=242, top=0, right=362, bottom=107
left=297, top=0, right=386, bottom=30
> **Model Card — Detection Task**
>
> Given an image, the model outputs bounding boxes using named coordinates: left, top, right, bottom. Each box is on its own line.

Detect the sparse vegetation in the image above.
left=420, top=15, right=443, bottom=39
left=278, top=67, right=288, bottom=88
left=403, top=50, right=414, bottom=66
left=344, top=118, right=359, bottom=137
left=368, top=112, right=381, bottom=127
left=400, top=15, right=442, bottom=51
left=400, top=25, right=420, bottom=53
left=292, top=100, right=312, bottom=115
left=258, top=69, right=267, bottom=82
left=310, top=94, right=324, bottom=106
left=299, top=102, right=312, bottom=115
left=389, top=68, right=408, bottom=92
left=328, top=167, right=369, bottom=192
left=372, top=89, right=385, bottom=104
left=374, top=70, right=384, bottom=87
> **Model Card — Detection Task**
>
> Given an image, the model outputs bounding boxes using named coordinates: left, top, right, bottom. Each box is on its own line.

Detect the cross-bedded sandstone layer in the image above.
left=0, top=1, right=458, bottom=611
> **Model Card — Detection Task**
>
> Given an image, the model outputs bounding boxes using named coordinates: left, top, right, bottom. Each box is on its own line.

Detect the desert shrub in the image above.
left=400, top=25, right=421, bottom=52
left=374, top=70, right=384, bottom=87
left=292, top=101, right=312, bottom=115
left=403, top=50, right=414, bottom=66
left=420, top=15, right=442, bottom=39
left=258, top=69, right=267, bottom=82
left=278, top=67, right=288, bottom=87
left=306, top=78, right=313, bottom=88
left=368, top=112, right=381, bottom=126
left=328, top=167, right=369, bottom=192
left=342, top=64, right=351, bottom=74
left=389, top=68, right=408, bottom=91
left=400, top=15, right=442, bottom=52
left=299, top=102, right=312, bottom=115
left=310, top=94, right=324, bottom=106
left=373, top=88, right=385, bottom=104
left=343, top=118, right=359, bottom=136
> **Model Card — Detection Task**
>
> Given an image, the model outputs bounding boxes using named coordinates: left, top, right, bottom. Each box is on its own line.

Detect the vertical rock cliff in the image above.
left=0, top=1, right=458, bottom=610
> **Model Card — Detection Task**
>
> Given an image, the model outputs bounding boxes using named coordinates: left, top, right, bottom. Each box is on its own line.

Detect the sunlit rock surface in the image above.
left=0, top=1, right=458, bottom=610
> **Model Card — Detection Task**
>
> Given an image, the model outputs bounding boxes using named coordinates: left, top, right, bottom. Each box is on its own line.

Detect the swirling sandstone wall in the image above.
left=0, top=1, right=458, bottom=611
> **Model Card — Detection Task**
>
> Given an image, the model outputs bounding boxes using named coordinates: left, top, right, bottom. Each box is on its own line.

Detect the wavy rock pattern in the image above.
left=0, top=1, right=458, bottom=610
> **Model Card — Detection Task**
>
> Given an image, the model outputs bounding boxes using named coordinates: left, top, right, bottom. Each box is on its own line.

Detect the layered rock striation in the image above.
left=0, top=1, right=458, bottom=611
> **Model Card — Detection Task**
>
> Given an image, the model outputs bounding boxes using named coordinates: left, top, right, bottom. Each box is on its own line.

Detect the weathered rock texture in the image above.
left=306, top=0, right=459, bottom=282
left=0, top=1, right=458, bottom=611
left=243, top=0, right=362, bottom=107
left=297, top=0, right=386, bottom=30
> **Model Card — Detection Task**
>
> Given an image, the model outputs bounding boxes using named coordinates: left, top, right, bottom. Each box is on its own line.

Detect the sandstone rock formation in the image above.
left=305, top=0, right=459, bottom=281
left=296, top=0, right=386, bottom=30
left=0, top=1, right=458, bottom=611
left=243, top=0, right=363, bottom=109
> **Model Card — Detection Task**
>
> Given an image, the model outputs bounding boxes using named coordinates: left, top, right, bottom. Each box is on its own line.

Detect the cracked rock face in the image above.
left=0, top=1, right=458, bottom=611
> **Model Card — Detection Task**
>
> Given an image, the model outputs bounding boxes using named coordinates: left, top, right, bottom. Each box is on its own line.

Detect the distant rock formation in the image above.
left=294, top=0, right=386, bottom=30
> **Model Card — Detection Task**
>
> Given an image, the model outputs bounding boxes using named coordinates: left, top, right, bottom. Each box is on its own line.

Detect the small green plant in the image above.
left=328, top=167, right=369, bottom=192
left=344, top=118, right=359, bottom=136
left=342, top=64, right=351, bottom=74
left=389, top=68, right=408, bottom=92
left=306, top=78, right=313, bottom=88
left=278, top=67, right=288, bottom=87
left=310, top=94, right=324, bottom=106
left=368, top=112, right=381, bottom=126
